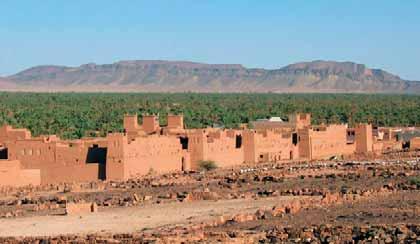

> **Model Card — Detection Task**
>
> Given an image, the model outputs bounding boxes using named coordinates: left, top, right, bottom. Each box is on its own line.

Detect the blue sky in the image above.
left=1, top=0, right=419, bottom=80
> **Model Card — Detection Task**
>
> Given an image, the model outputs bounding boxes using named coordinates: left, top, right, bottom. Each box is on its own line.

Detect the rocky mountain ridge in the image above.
left=1, top=60, right=419, bottom=93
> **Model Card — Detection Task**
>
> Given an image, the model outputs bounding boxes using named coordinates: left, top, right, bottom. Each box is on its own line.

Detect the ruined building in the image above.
left=0, top=113, right=413, bottom=187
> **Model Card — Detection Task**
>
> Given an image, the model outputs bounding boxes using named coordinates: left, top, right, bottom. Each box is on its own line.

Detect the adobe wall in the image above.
left=106, top=133, right=187, bottom=180
left=380, top=140, right=402, bottom=152
left=185, top=129, right=244, bottom=169
left=167, top=115, right=184, bottom=129
left=7, top=137, right=107, bottom=184
left=410, top=137, right=420, bottom=150
left=7, top=138, right=57, bottom=168
left=185, top=130, right=206, bottom=169
left=288, top=113, right=311, bottom=130
left=41, top=163, right=101, bottom=184
left=124, top=114, right=139, bottom=132
left=243, top=130, right=298, bottom=163
left=355, top=124, right=373, bottom=154
left=0, top=114, right=399, bottom=185
left=373, top=127, right=402, bottom=152
left=252, top=121, right=294, bottom=130
left=142, top=115, right=160, bottom=134
left=105, top=133, right=126, bottom=180
left=299, top=124, right=355, bottom=160
left=0, top=125, right=32, bottom=145
left=203, top=130, right=244, bottom=168
left=0, top=160, right=40, bottom=187
left=124, top=135, right=185, bottom=177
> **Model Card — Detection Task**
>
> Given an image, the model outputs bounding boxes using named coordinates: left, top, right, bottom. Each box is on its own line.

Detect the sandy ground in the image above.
left=0, top=196, right=305, bottom=237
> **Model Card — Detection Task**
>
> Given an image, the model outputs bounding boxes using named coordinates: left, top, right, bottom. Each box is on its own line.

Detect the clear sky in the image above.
left=1, top=0, right=419, bottom=80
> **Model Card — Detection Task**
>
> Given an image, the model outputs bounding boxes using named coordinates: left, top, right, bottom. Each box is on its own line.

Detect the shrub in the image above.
left=409, top=176, right=420, bottom=187
left=198, top=160, right=217, bottom=171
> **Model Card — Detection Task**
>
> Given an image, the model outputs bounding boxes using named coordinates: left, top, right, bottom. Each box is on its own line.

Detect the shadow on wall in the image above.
left=85, top=144, right=107, bottom=180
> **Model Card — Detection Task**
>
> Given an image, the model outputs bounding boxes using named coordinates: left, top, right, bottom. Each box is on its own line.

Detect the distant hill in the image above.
left=1, top=60, right=419, bottom=93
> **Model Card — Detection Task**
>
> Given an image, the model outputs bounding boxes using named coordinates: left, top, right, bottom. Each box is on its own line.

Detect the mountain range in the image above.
left=0, top=60, right=419, bottom=93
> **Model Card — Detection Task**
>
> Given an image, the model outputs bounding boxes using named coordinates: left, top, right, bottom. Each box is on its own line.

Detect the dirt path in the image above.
left=0, top=196, right=305, bottom=237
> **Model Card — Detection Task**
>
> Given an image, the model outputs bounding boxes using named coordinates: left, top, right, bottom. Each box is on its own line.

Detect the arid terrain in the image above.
left=1, top=60, right=419, bottom=93
left=0, top=151, right=419, bottom=243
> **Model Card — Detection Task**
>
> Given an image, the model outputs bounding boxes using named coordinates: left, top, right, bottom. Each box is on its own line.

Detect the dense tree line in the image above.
left=0, top=92, right=418, bottom=139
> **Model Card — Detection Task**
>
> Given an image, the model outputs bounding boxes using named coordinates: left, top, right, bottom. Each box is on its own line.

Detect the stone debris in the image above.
left=65, top=202, right=98, bottom=216
left=0, top=224, right=419, bottom=243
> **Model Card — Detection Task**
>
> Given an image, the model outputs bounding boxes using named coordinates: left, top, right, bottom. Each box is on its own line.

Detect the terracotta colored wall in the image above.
left=105, top=133, right=126, bottom=180
left=242, top=131, right=256, bottom=163
left=142, top=115, right=160, bottom=134
left=410, top=137, right=420, bottom=150
left=167, top=115, right=184, bottom=129
left=186, top=130, right=206, bottom=169
left=355, top=124, right=373, bottom=153
left=299, top=125, right=355, bottom=160
left=8, top=138, right=107, bottom=184
left=7, top=139, right=56, bottom=168
left=0, top=115, right=405, bottom=185
left=312, top=125, right=355, bottom=159
left=106, top=133, right=186, bottom=180
left=297, top=129, right=312, bottom=159
left=0, top=160, right=40, bottom=187
left=186, top=129, right=245, bottom=169
left=41, top=163, right=101, bottom=184
left=123, top=135, right=185, bottom=177
left=124, top=115, right=138, bottom=132
left=244, top=130, right=297, bottom=163
left=289, top=113, right=311, bottom=129
left=0, top=125, right=32, bottom=145
left=381, top=141, right=402, bottom=151
left=203, top=130, right=244, bottom=167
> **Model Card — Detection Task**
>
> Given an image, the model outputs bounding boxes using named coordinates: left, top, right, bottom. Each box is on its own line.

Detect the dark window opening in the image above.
left=181, top=157, right=186, bottom=171
left=86, top=146, right=107, bottom=180
left=402, top=141, right=410, bottom=150
left=292, top=133, right=298, bottom=146
left=235, top=135, right=242, bottom=148
left=0, top=148, right=8, bottom=159
left=180, top=137, right=189, bottom=150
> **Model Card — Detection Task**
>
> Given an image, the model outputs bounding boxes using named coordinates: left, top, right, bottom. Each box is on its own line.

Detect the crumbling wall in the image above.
left=0, top=160, right=40, bottom=187
left=410, top=137, right=420, bottom=150
left=41, top=163, right=101, bottom=184
left=355, top=124, right=373, bottom=154
left=203, top=130, right=244, bottom=167
left=288, top=113, right=311, bottom=130
left=300, top=124, right=354, bottom=160
left=0, top=125, right=32, bottom=145
left=123, top=135, right=186, bottom=177
left=7, top=137, right=107, bottom=184
left=244, top=130, right=297, bottom=163
left=107, top=133, right=186, bottom=179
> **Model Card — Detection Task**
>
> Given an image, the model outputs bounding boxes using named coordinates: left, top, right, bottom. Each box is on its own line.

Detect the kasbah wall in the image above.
left=0, top=113, right=415, bottom=187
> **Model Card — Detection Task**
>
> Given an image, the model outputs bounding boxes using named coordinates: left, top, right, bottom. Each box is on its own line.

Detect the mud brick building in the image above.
left=0, top=113, right=411, bottom=187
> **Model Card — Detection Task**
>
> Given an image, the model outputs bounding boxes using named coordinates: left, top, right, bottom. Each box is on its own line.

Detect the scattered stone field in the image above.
left=0, top=151, right=419, bottom=243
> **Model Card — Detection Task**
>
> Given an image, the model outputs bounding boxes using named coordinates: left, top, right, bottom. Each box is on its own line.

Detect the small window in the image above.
left=235, top=135, right=242, bottom=149
left=180, top=137, right=189, bottom=150
left=292, top=133, right=298, bottom=145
